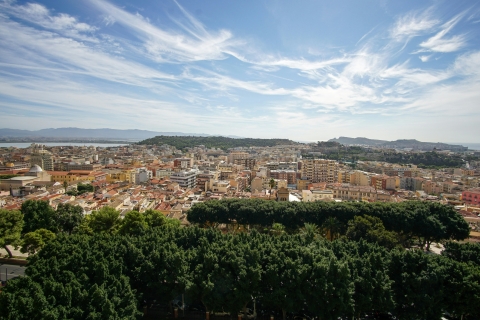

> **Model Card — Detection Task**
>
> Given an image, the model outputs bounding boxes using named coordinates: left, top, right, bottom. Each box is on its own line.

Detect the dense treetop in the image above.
left=137, top=135, right=299, bottom=150
left=0, top=199, right=478, bottom=319
left=1, top=227, right=479, bottom=320
left=187, top=199, right=470, bottom=249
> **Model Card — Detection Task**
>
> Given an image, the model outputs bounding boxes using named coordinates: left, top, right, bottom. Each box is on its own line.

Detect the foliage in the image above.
left=346, top=215, right=400, bottom=249
left=55, top=203, right=84, bottom=234
left=86, top=206, right=121, bottom=233
left=20, top=228, right=56, bottom=255
left=300, top=222, right=320, bottom=242
left=21, top=199, right=57, bottom=234
left=77, top=183, right=94, bottom=194
left=137, top=135, right=298, bottom=151
left=441, top=241, right=480, bottom=266
left=382, top=151, right=465, bottom=168
left=0, top=227, right=479, bottom=319
left=0, top=209, right=24, bottom=258
left=187, top=199, right=470, bottom=246
left=0, top=174, right=20, bottom=180
left=143, top=209, right=167, bottom=227
left=119, top=210, right=148, bottom=235
left=270, top=223, right=285, bottom=236
left=322, top=216, right=342, bottom=241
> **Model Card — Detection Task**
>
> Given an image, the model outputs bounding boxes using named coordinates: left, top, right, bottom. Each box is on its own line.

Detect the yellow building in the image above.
left=48, top=171, right=79, bottom=183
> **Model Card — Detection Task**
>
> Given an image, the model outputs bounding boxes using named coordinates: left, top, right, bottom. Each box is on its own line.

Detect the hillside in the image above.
left=137, top=135, right=298, bottom=150
left=329, top=137, right=468, bottom=151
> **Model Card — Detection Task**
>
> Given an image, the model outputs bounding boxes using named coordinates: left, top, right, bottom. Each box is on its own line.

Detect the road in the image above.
left=0, top=264, right=26, bottom=282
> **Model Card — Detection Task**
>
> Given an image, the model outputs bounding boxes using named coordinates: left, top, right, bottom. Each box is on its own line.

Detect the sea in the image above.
left=0, top=142, right=130, bottom=148
left=454, top=143, right=480, bottom=151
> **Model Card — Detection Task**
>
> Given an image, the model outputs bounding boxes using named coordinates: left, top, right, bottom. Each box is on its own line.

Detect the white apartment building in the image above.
left=156, top=168, right=173, bottom=179
left=135, top=167, right=153, bottom=184
left=169, top=169, right=198, bottom=189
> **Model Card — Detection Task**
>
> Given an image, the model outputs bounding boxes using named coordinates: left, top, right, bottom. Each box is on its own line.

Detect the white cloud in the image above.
left=419, top=12, right=467, bottom=52
left=0, top=1, right=97, bottom=42
left=88, top=0, right=242, bottom=63
left=419, top=55, right=432, bottom=62
left=0, top=17, right=176, bottom=87
left=390, top=10, right=439, bottom=41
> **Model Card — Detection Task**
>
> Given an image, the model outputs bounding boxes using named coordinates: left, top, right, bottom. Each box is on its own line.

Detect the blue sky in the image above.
left=1, top=0, right=480, bottom=142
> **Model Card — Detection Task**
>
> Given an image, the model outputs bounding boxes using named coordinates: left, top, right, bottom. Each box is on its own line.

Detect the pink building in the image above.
left=462, top=188, right=480, bottom=206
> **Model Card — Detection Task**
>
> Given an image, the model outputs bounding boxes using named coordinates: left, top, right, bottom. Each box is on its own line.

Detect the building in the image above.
left=173, top=158, right=193, bottom=169
left=270, top=170, right=297, bottom=185
left=66, top=163, right=102, bottom=171
left=400, top=177, right=424, bottom=191
left=233, top=158, right=256, bottom=170
left=30, top=148, right=54, bottom=171
left=156, top=168, right=173, bottom=179
left=302, top=189, right=334, bottom=202
left=206, top=180, right=230, bottom=193
left=301, top=159, right=338, bottom=183
left=169, top=169, right=197, bottom=189
left=196, top=171, right=219, bottom=191
left=133, top=167, right=152, bottom=184
left=349, top=171, right=370, bottom=186
left=276, top=187, right=289, bottom=202
left=370, top=175, right=396, bottom=191
left=0, top=162, right=30, bottom=172
left=227, top=152, right=250, bottom=164
left=462, top=189, right=480, bottom=206
left=330, top=185, right=391, bottom=202
left=0, top=165, right=51, bottom=192
left=251, top=176, right=264, bottom=192
left=297, top=178, right=311, bottom=191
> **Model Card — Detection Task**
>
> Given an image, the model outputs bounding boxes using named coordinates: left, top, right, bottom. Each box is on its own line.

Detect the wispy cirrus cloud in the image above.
left=419, top=12, right=467, bottom=52
left=389, top=10, right=439, bottom=42
left=87, top=0, right=242, bottom=63
left=0, top=0, right=478, bottom=140
left=0, top=16, right=176, bottom=87
left=0, top=1, right=98, bottom=42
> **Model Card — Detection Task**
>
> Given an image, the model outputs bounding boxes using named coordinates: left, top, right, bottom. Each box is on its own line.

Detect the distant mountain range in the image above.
left=329, top=137, right=468, bottom=151
left=0, top=128, right=242, bottom=141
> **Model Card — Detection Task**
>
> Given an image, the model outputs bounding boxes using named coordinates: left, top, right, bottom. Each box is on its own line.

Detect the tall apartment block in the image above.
left=301, top=159, right=338, bottom=183
left=30, top=149, right=54, bottom=171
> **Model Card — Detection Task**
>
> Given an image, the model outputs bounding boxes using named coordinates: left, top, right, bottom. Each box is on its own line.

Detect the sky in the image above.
left=1, top=0, right=480, bottom=143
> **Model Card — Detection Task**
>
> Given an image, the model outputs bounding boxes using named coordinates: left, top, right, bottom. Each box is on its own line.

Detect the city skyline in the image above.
left=1, top=0, right=480, bottom=142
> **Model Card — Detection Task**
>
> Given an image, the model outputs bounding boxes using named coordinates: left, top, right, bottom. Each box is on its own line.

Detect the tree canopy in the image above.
left=0, top=209, right=24, bottom=258
left=1, top=227, right=479, bottom=320
left=188, top=199, right=470, bottom=247
left=137, top=135, right=298, bottom=151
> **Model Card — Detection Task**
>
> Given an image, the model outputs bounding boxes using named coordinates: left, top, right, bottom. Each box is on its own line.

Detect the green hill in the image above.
left=137, top=135, right=299, bottom=150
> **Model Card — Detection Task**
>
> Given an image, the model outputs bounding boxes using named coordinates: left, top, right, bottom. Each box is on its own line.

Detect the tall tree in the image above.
left=20, top=228, right=56, bottom=255
left=0, top=209, right=24, bottom=258
left=322, top=217, right=342, bottom=241
left=86, top=207, right=121, bottom=233
left=56, top=203, right=84, bottom=234
left=119, top=210, right=148, bottom=235
left=143, top=209, right=167, bottom=227
left=300, top=222, right=320, bottom=243
left=442, top=241, right=480, bottom=266
left=21, top=200, right=57, bottom=234
left=346, top=215, right=400, bottom=249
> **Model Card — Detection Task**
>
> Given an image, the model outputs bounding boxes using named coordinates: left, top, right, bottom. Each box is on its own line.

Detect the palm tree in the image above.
left=268, top=178, right=275, bottom=199
left=300, top=223, right=319, bottom=242
left=322, top=217, right=342, bottom=241
left=270, top=223, right=285, bottom=236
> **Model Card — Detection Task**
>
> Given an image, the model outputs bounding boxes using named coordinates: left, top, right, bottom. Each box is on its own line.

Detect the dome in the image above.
left=29, top=164, right=43, bottom=173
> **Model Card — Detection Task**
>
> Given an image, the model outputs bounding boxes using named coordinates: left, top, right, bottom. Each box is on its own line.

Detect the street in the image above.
left=0, top=264, right=26, bottom=282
